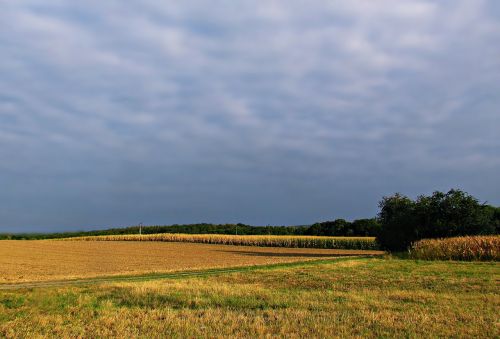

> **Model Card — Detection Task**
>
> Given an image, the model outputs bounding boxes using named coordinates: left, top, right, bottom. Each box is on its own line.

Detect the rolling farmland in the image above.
left=0, top=240, right=383, bottom=284
left=0, top=235, right=497, bottom=337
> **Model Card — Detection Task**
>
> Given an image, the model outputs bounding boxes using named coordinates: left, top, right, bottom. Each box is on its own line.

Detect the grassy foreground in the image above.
left=1, top=258, right=498, bottom=338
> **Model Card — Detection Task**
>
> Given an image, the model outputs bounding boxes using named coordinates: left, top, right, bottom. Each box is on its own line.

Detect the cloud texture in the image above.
left=1, top=1, right=499, bottom=232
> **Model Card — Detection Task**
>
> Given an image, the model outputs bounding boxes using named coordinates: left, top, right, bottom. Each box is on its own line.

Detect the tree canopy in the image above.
left=377, top=189, right=497, bottom=251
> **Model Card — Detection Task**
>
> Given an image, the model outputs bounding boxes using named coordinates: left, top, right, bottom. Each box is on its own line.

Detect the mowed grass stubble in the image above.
left=0, top=258, right=498, bottom=337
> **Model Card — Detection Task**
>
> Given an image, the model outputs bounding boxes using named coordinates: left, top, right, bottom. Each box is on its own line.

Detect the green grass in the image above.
left=0, top=258, right=498, bottom=338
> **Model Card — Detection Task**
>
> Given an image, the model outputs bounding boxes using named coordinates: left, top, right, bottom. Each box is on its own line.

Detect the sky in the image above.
left=1, top=1, right=499, bottom=233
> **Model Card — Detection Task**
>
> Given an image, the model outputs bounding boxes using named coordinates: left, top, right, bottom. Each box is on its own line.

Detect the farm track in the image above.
left=0, top=256, right=376, bottom=290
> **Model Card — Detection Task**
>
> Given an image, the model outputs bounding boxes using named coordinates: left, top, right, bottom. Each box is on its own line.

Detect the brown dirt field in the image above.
left=0, top=240, right=383, bottom=283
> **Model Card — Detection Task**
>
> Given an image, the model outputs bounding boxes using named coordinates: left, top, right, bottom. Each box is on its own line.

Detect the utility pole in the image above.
left=139, top=222, right=143, bottom=235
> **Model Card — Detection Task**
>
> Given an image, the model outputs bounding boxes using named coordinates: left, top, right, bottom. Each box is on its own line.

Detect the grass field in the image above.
left=0, top=258, right=498, bottom=338
left=0, top=240, right=382, bottom=283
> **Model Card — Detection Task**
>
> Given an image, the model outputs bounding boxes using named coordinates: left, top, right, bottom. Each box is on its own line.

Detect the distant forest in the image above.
left=2, top=190, right=499, bottom=250
left=0, top=218, right=380, bottom=240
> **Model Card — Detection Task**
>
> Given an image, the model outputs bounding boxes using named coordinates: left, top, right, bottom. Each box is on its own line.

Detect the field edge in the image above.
left=0, top=255, right=381, bottom=290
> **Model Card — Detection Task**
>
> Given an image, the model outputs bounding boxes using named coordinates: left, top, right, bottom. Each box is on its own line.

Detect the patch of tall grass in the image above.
left=66, top=233, right=379, bottom=250
left=409, top=235, right=499, bottom=261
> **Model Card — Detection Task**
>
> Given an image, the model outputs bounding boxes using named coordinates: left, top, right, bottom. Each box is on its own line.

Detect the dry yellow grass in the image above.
left=0, top=240, right=383, bottom=283
left=409, top=235, right=500, bottom=261
left=1, top=259, right=498, bottom=337
left=68, top=233, right=378, bottom=250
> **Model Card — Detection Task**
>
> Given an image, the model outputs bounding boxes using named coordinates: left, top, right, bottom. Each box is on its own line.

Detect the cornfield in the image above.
left=409, top=235, right=500, bottom=261
left=65, top=233, right=379, bottom=250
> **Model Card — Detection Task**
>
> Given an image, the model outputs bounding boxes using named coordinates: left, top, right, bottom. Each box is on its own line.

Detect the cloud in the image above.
left=0, top=0, right=499, bottom=231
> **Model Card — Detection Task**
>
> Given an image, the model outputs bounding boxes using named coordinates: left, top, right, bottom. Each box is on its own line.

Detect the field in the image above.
left=1, top=239, right=498, bottom=337
left=67, top=233, right=379, bottom=250
left=410, top=235, right=500, bottom=261
left=0, top=240, right=382, bottom=283
left=1, top=258, right=498, bottom=337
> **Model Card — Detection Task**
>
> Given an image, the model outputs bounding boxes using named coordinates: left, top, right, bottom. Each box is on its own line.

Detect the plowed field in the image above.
left=0, top=240, right=383, bottom=283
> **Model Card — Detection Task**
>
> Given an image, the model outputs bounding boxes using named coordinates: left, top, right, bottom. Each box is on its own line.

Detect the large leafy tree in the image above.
left=377, top=193, right=417, bottom=251
left=377, top=189, right=496, bottom=251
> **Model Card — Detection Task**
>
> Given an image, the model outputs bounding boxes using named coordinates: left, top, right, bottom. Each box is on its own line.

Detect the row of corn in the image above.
left=409, top=235, right=499, bottom=261
left=65, top=233, right=379, bottom=250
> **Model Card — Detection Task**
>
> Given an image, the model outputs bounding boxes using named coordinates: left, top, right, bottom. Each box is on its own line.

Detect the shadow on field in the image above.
left=215, top=250, right=361, bottom=258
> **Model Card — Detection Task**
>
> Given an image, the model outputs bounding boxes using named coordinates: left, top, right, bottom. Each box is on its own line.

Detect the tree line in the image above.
left=0, top=220, right=379, bottom=240
left=1, top=189, right=498, bottom=252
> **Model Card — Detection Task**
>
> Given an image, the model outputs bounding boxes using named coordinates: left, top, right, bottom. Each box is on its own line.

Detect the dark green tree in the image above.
left=351, top=218, right=381, bottom=236
left=377, top=193, right=417, bottom=251
left=377, top=189, right=497, bottom=251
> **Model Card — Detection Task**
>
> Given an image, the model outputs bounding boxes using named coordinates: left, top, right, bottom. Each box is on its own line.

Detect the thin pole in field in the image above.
left=139, top=222, right=143, bottom=235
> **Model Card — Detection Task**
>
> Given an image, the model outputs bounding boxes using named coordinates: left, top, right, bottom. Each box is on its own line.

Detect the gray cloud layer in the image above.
left=1, top=1, right=499, bottom=232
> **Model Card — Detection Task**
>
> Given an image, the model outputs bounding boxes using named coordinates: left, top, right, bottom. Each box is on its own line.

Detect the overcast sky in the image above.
left=1, top=1, right=499, bottom=232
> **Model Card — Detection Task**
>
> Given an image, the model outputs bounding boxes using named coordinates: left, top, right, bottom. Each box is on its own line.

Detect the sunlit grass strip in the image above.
left=409, top=235, right=500, bottom=261
left=66, top=233, right=379, bottom=250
